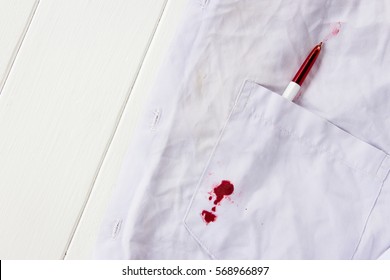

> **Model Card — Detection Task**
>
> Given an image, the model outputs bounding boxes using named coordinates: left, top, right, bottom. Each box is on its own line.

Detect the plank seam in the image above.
left=0, top=0, right=41, bottom=95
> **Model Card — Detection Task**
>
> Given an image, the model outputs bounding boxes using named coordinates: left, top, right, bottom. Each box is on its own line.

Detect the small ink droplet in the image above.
left=202, top=210, right=216, bottom=224
left=213, top=180, right=234, bottom=205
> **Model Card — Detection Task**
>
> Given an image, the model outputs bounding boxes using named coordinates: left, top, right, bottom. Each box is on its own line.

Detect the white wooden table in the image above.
left=0, top=0, right=187, bottom=259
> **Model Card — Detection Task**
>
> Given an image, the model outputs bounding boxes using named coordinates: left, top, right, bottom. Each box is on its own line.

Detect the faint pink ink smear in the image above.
left=323, top=22, right=342, bottom=42
left=201, top=180, right=235, bottom=225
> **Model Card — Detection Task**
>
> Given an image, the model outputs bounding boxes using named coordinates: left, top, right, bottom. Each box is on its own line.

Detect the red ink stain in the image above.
left=201, top=180, right=235, bottom=224
left=323, top=22, right=342, bottom=42
left=213, top=180, right=234, bottom=205
left=202, top=210, right=216, bottom=224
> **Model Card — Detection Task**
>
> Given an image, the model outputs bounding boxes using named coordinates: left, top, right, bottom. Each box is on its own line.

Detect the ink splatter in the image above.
left=201, top=180, right=235, bottom=225
left=202, top=210, right=217, bottom=223
left=213, top=180, right=234, bottom=205
left=323, top=22, right=342, bottom=42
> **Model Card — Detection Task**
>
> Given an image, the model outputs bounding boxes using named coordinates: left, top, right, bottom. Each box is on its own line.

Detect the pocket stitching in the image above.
left=183, top=79, right=255, bottom=258
left=244, top=80, right=388, bottom=181
left=183, top=222, right=216, bottom=259
left=352, top=176, right=388, bottom=259
left=376, top=155, right=390, bottom=180
left=251, top=113, right=386, bottom=182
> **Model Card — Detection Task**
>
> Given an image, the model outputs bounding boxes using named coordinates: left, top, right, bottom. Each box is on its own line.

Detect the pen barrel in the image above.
left=292, top=43, right=322, bottom=86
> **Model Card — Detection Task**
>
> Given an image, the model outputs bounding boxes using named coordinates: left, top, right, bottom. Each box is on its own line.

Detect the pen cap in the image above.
left=282, top=81, right=301, bottom=101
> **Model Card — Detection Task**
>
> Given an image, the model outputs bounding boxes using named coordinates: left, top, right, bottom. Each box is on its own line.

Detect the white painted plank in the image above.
left=65, top=0, right=188, bottom=259
left=0, top=0, right=39, bottom=93
left=0, top=0, right=166, bottom=259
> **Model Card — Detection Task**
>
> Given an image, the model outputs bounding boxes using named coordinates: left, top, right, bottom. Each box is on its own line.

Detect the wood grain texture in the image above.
left=0, top=0, right=39, bottom=93
left=64, top=0, right=188, bottom=259
left=0, top=0, right=166, bottom=259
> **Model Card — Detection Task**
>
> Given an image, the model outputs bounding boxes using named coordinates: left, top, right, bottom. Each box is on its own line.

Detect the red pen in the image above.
left=282, top=42, right=323, bottom=101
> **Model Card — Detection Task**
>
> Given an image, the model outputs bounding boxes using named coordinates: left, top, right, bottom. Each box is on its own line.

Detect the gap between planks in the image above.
left=0, top=0, right=40, bottom=94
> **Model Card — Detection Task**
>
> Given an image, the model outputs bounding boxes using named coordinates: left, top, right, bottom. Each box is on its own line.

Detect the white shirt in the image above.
left=94, top=0, right=390, bottom=259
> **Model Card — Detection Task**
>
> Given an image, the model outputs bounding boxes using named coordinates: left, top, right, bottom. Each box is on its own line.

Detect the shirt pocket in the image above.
left=183, top=80, right=390, bottom=259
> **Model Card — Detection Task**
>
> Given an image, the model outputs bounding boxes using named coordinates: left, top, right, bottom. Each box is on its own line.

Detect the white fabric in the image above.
left=94, top=0, right=390, bottom=259
left=378, top=247, right=390, bottom=260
